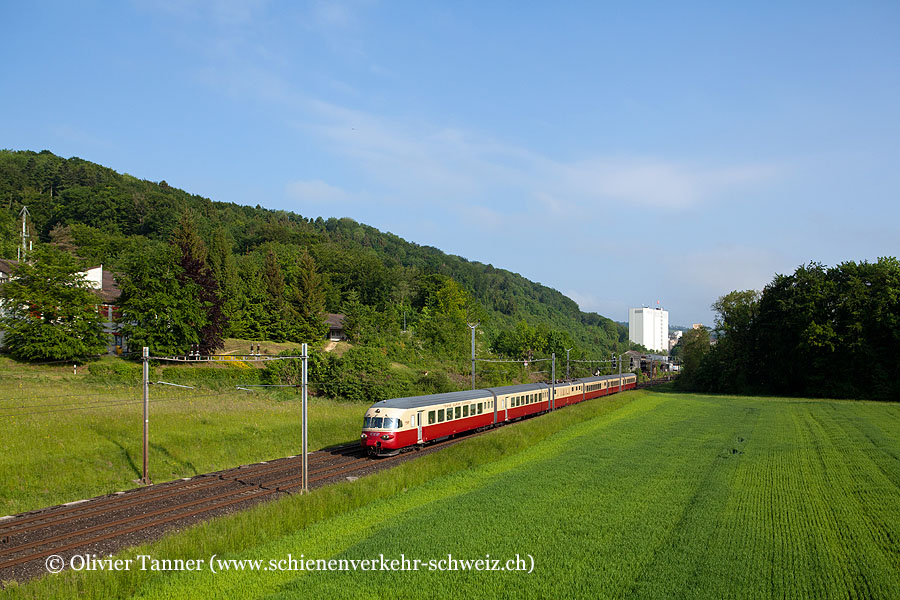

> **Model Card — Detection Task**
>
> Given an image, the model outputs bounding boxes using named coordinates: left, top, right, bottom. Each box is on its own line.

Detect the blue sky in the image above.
left=3, top=1, right=899, bottom=326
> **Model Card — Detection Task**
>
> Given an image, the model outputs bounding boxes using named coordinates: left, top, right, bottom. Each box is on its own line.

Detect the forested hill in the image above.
left=0, top=149, right=628, bottom=363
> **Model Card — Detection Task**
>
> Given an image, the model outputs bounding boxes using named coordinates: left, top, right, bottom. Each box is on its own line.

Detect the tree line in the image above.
left=0, top=150, right=630, bottom=368
left=675, top=258, right=900, bottom=401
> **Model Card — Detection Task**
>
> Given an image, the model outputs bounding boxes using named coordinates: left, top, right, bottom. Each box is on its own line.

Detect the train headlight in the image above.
left=381, top=434, right=394, bottom=440
left=360, top=434, right=367, bottom=439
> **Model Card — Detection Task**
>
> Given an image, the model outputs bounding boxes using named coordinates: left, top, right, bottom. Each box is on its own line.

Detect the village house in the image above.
left=0, top=260, right=123, bottom=354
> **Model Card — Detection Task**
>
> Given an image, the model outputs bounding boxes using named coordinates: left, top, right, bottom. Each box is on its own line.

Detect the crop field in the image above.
left=0, top=357, right=362, bottom=516
left=7, top=389, right=900, bottom=599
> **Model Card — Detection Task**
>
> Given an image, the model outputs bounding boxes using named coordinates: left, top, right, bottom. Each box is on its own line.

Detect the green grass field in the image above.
left=6, top=389, right=900, bottom=599
left=0, top=357, right=362, bottom=515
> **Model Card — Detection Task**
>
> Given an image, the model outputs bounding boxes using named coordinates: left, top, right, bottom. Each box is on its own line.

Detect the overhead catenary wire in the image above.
left=0, top=391, right=252, bottom=419
left=147, top=354, right=308, bottom=363
left=474, top=357, right=552, bottom=364
left=569, top=358, right=620, bottom=363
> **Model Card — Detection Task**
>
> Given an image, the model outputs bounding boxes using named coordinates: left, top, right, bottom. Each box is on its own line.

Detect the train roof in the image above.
left=369, top=374, right=634, bottom=411
left=579, top=373, right=635, bottom=383
left=370, top=382, right=550, bottom=410
left=372, top=388, right=494, bottom=409
left=485, top=382, right=549, bottom=395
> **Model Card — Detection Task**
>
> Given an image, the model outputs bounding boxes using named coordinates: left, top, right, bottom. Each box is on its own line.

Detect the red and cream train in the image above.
left=360, top=373, right=637, bottom=456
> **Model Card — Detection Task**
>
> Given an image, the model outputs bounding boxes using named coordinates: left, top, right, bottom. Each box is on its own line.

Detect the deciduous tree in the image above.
left=0, top=245, right=106, bottom=360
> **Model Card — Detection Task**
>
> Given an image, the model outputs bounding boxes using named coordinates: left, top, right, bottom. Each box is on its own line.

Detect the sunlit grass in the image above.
left=8, top=391, right=900, bottom=599
left=0, top=356, right=362, bottom=515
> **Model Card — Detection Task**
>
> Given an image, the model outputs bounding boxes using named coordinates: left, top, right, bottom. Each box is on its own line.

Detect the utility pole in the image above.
left=468, top=322, right=479, bottom=390
left=18, top=206, right=30, bottom=261
left=551, top=352, right=556, bottom=410
left=141, top=347, right=151, bottom=485
left=565, top=348, right=572, bottom=380
left=301, top=342, right=308, bottom=494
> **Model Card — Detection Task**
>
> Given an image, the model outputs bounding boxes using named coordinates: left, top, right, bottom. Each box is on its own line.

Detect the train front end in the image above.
left=360, top=407, right=407, bottom=457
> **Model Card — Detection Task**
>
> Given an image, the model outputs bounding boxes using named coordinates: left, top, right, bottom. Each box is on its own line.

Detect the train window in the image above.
left=478, top=402, right=483, bottom=414
left=438, top=409, right=445, bottom=422
left=428, top=411, right=435, bottom=424
left=455, top=406, right=461, bottom=419
left=463, top=405, right=469, bottom=418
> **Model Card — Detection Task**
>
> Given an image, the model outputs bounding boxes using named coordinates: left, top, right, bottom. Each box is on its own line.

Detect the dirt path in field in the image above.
left=324, top=341, right=338, bottom=352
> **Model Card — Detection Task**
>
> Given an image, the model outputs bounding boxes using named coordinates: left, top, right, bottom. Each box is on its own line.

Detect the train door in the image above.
left=417, top=411, right=424, bottom=443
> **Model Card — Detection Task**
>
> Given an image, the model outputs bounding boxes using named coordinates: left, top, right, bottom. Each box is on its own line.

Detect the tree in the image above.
left=172, top=213, right=225, bottom=353
left=0, top=245, right=107, bottom=360
left=207, top=227, right=241, bottom=337
left=675, top=327, right=711, bottom=390
left=289, top=248, right=327, bottom=341
left=117, top=242, right=207, bottom=356
left=263, top=248, right=285, bottom=308
left=260, top=248, right=292, bottom=341
left=710, top=289, right=760, bottom=392
left=417, top=278, right=483, bottom=359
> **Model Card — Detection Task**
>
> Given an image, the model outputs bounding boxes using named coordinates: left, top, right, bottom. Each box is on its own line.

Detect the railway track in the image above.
left=0, top=442, right=400, bottom=581
left=0, top=389, right=635, bottom=584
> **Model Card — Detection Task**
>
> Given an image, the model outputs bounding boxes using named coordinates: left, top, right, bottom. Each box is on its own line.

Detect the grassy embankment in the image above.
left=0, top=335, right=538, bottom=516
left=0, top=353, right=362, bottom=516
left=6, top=390, right=900, bottom=599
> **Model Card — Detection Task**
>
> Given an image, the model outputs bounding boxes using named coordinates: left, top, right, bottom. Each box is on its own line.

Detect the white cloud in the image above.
left=556, top=159, right=779, bottom=210
left=285, top=179, right=351, bottom=204
left=310, top=0, right=354, bottom=28
left=137, top=0, right=270, bottom=27
left=668, top=245, right=793, bottom=298
left=298, top=100, right=781, bottom=215
left=566, top=290, right=629, bottom=321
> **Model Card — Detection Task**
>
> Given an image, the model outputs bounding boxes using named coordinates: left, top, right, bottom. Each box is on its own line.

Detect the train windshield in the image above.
left=363, top=417, right=401, bottom=429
